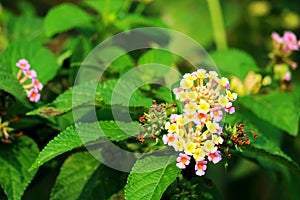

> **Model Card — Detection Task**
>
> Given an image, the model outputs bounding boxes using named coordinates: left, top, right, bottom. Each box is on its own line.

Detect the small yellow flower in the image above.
left=178, top=91, right=187, bottom=101
left=212, top=135, right=224, bottom=144
left=185, top=142, right=196, bottom=155
left=180, top=79, right=193, bottom=89
left=196, top=69, right=207, bottom=79
left=218, top=95, right=229, bottom=108
left=206, top=121, right=219, bottom=133
left=226, top=90, right=238, bottom=101
left=168, top=123, right=178, bottom=133
left=176, top=115, right=187, bottom=126
left=198, top=99, right=210, bottom=113
left=184, top=102, right=198, bottom=114
left=187, top=91, right=198, bottom=101
left=193, top=148, right=206, bottom=161
left=220, top=77, right=229, bottom=87
left=203, top=140, right=217, bottom=152
left=174, top=139, right=185, bottom=151
left=208, top=71, right=219, bottom=80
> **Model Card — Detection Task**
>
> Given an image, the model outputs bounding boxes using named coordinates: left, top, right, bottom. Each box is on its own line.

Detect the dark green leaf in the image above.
left=0, top=136, right=39, bottom=200
left=51, top=151, right=127, bottom=200
left=50, top=152, right=100, bottom=200
left=29, top=121, right=139, bottom=171
left=242, top=136, right=300, bottom=176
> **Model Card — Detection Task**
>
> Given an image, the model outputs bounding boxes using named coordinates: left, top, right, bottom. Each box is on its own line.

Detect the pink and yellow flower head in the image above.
left=164, top=70, right=237, bottom=176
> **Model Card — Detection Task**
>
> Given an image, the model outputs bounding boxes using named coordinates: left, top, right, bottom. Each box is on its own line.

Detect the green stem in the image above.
left=207, top=0, right=228, bottom=50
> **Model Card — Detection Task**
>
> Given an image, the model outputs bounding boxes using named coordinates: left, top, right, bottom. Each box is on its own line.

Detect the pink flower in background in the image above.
left=283, top=31, right=299, bottom=50
left=284, top=72, right=291, bottom=82
left=271, top=32, right=283, bottom=43
left=27, top=88, right=41, bottom=102
left=16, top=59, right=30, bottom=70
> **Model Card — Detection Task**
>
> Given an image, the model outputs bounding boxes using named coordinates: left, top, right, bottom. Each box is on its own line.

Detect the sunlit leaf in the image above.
left=239, top=92, right=300, bottom=136
left=0, top=41, right=59, bottom=84
left=0, top=69, right=31, bottom=108
left=209, top=49, right=259, bottom=80
left=44, top=3, right=92, bottom=37
left=125, top=154, right=180, bottom=200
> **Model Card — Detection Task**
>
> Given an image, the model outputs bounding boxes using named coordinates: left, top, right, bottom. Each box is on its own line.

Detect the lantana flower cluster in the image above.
left=163, top=69, right=237, bottom=176
left=271, top=31, right=299, bottom=89
left=271, top=31, right=299, bottom=69
left=16, top=59, right=43, bottom=102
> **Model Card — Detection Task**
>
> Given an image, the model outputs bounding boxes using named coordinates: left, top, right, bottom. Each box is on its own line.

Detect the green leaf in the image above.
left=209, top=49, right=259, bottom=80
left=29, top=121, right=139, bottom=171
left=98, top=79, right=153, bottom=108
left=0, top=69, right=31, bottom=108
left=152, top=0, right=240, bottom=47
left=241, top=135, right=300, bottom=176
left=7, top=16, right=46, bottom=43
left=125, top=154, right=180, bottom=200
left=0, top=136, right=39, bottom=200
left=51, top=151, right=126, bottom=200
left=239, top=92, right=300, bottom=136
left=0, top=41, right=59, bottom=84
left=44, top=3, right=92, bottom=37
left=29, top=79, right=152, bottom=118
left=138, top=49, right=173, bottom=67
left=113, top=15, right=166, bottom=31
left=93, top=46, right=134, bottom=74
left=82, top=0, right=124, bottom=16
left=164, top=177, right=222, bottom=200
left=226, top=110, right=300, bottom=175
left=154, top=86, right=173, bottom=103
left=28, top=80, right=99, bottom=117
left=50, top=152, right=100, bottom=200
left=67, top=36, right=93, bottom=66
left=224, top=107, right=300, bottom=180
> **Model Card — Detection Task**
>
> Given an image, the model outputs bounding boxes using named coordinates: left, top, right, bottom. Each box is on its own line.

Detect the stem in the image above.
left=207, top=0, right=228, bottom=50
left=134, top=2, right=146, bottom=15
left=103, top=0, right=111, bottom=26
left=122, top=0, right=132, bottom=13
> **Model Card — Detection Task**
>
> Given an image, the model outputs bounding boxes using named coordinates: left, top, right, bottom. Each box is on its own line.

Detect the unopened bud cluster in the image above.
left=137, top=100, right=177, bottom=143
